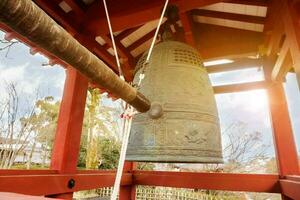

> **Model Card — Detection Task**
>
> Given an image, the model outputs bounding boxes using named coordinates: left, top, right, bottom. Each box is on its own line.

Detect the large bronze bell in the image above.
left=126, top=41, right=223, bottom=163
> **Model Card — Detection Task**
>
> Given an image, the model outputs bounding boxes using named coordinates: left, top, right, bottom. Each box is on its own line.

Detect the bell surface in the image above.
left=126, top=41, right=223, bottom=163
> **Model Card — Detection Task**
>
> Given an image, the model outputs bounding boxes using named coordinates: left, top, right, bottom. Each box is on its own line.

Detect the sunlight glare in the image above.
left=239, top=90, right=268, bottom=113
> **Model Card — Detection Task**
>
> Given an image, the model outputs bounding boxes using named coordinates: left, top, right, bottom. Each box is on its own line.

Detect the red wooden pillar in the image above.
left=119, top=162, right=137, bottom=200
left=179, top=11, right=196, bottom=48
left=268, top=83, right=300, bottom=176
left=264, top=58, right=299, bottom=199
left=49, top=68, right=89, bottom=199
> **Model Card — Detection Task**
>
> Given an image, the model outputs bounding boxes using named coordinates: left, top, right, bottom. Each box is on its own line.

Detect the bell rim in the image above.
left=126, top=155, right=223, bottom=164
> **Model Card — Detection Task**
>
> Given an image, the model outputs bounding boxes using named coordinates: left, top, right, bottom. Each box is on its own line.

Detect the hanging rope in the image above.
left=102, top=1, right=134, bottom=199
left=102, top=0, right=169, bottom=199
left=111, top=105, right=134, bottom=200
left=138, top=0, right=169, bottom=86
left=145, top=0, right=169, bottom=63
left=103, top=0, right=124, bottom=78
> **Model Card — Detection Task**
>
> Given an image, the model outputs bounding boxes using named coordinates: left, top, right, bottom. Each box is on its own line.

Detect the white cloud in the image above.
left=0, top=62, right=28, bottom=82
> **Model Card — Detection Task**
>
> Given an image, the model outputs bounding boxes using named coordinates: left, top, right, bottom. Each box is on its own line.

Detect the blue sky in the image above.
left=284, top=73, right=300, bottom=152
left=0, top=32, right=65, bottom=101
left=0, top=30, right=299, bottom=158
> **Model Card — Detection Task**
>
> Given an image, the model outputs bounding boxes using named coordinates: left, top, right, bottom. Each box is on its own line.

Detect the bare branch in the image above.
left=0, top=39, right=19, bottom=57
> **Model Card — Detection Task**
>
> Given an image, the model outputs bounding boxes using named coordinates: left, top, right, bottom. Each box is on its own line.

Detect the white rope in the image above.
left=102, top=1, right=130, bottom=198
left=138, top=0, right=169, bottom=86
left=102, top=0, right=134, bottom=197
left=145, top=0, right=169, bottom=63
left=106, top=1, right=169, bottom=199
left=103, top=0, right=123, bottom=77
left=111, top=106, right=134, bottom=200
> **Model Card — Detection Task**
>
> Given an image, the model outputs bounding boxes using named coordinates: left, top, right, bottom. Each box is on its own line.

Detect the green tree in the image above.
left=18, top=88, right=123, bottom=170
left=79, top=88, right=121, bottom=169
left=85, top=88, right=101, bottom=169
left=98, top=137, right=120, bottom=169
left=21, top=96, right=60, bottom=168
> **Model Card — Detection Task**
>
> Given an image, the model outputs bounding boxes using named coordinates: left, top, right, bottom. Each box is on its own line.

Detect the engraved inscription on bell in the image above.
left=126, top=41, right=223, bottom=163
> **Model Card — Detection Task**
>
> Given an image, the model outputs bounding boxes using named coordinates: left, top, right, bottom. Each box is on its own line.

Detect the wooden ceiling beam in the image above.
left=223, top=0, right=269, bottom=7
left=115, top=26, right=142, bottom=41
left=270, top=34, right=294, bottom=82
left=84, top=0, right=223, bottom=35
left=265, top=0, right=300, bottom=86
left=131, top=23, right=263, bottom=60
left=77, top=35, right=118, bottom=72
left=195, top=23, right=263, bottom=59
left=127, top=29, right=156, bottom=52
left=33, top=0, right=79, bottom=35
left=283, top=0, right=300, bottom=86
left=100, top=34, right=135, bottom=79
left=213, top=81, right=270, bottom=94
left=63, top=0, right=85, bottom=16
left=192, top=9, right=266, bottom=24
left=32, top=0, right=133, bottom=79
left=101, top=34, right=134, bottom=64
left=206, top=58, right=263, bottom=73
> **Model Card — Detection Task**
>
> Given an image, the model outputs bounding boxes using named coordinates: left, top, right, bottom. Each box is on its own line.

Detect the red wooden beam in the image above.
left=192, top=9, right=266, bottom=24
left=116, top=26, right=142, bottom=41
left=33, top=0, right=80, bottom=35
left=0, top=193, right=57, bottom=200
left=283, top=0, right=300, bottom=87
left=285, top=0, right=300, bottom=54
left=130, top=23, right=263, bottom=59
left=0, top=170, right=58, bottom=176
left=265, top=25, right=285, bottom=57
left=0, top=169, right=117, bottom=176
left=63, top=0, right=85, bottom=16
left=127, top=29, right=156, bottom=52
left=119, top=162, right=137, bottom=200
left=180, top=11, right=196, bottom=47
left=213, top=81, right=270, bottom=94
left=84, top=0, right=223, bottom=35
left=263, top=0, right=285, bottom=59
left=98, top=35, right=134, bottom=80
left=133, top=171, right=281, bottom=193
left=101, top=34, right=133, bottom=62
left=0, top=172, right=131, bottom=196
left=263, top=0, right=282, bottom=33
left=195, top=23, right=263, bottom=59
left=280, top=176, right=300, bottom=200
left=224, top=0, right=269, bottom=7
left=33, top=0, right=123, bottom=77
left=206, top=58, right=263, bottom=73
left=77, top=35, right=120, bottom=73
left=271, top=39, right=293, bottom=82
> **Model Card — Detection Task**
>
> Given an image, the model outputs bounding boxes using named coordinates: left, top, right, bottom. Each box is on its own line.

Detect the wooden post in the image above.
left=264, top=58, right=299, bottom=199
left=119, top=162, right=137, bottom=200
left=49, top=68, right=89, bottom=199
left=284, top=0, right=300, bottom=88
left=179, top=11, right=196, bottom=48
left=267, top=83, right=299, bottom=175
left=263, top=0, right=300, bottom=176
